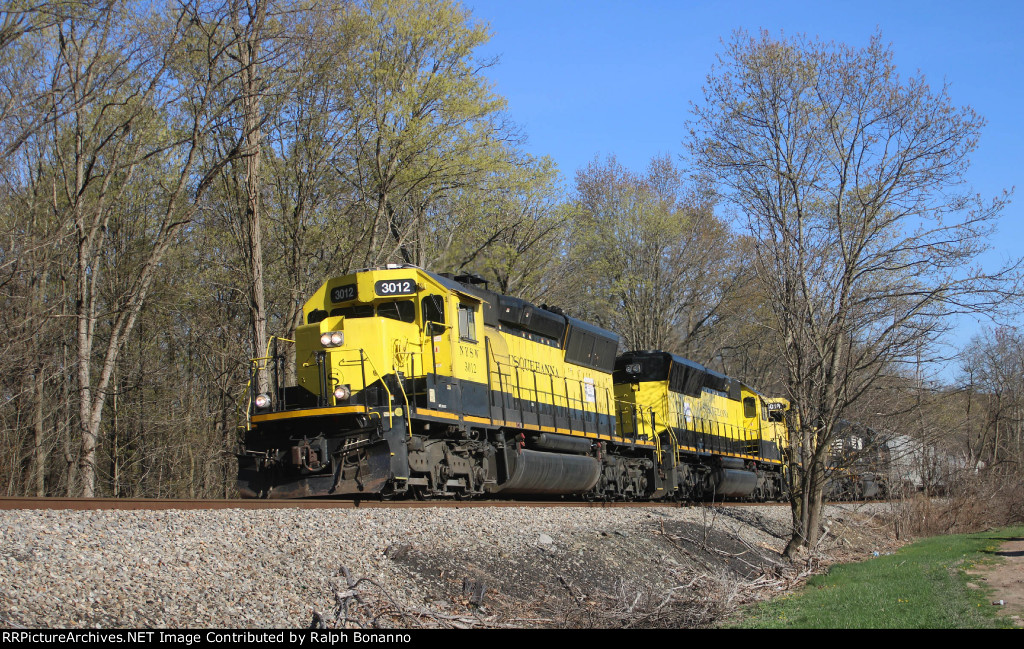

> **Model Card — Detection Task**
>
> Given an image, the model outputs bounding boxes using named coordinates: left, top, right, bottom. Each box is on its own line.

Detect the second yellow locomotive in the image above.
left=614, top=351, right=790, bottom=501
left=237, top=265, right=792, bottom=500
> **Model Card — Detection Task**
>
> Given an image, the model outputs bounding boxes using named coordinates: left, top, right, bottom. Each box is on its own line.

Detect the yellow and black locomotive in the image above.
left=614, top=351, right=790, bottom=501
left=237, top=265, right=793, bottom=500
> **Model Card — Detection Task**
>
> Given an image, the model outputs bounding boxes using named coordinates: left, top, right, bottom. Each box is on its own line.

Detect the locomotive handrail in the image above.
left=243, top=335, right=296, bottom=427
left=665, top=414, right=764, bottom=459
left=358, top=350, right=395, bottom=429
left=613, top=398, right=656, bottom=443
left=490, top=359, right=617, bottom=439
left=391, top=345, right=425, bottom=409
left=660, top=418, right=678, bottom=468
left=395, top=362, right=412, bottom=437
left=306, top=347, right=397, bottom=428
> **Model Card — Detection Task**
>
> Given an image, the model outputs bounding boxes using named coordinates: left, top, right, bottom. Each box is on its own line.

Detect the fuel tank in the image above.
left=493, top=449, right=601, bottom=495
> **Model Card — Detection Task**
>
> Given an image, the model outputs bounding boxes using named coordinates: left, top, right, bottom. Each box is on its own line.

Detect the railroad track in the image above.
left=0, top=496, right=797, bottom=511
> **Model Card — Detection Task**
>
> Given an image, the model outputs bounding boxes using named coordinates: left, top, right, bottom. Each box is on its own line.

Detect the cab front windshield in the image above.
left=320, top=299, right=416, bottom=323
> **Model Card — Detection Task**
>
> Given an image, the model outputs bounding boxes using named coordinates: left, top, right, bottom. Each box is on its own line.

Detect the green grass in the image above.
left=734, top=526, right=1024, bottom=628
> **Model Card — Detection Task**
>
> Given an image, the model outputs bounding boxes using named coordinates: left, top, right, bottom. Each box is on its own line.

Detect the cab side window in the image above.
left=743, top=397, right=757, bottom=419
left=422, top=295, right=446, bottom=335
left=458, top=303, right=477, bottom=342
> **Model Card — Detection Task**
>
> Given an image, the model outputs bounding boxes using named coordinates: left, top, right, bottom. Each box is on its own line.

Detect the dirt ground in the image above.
left=968, top=537, right=1024, bottom=628
left=369, top=504, right=905, bottom=628
left=300, top=504, right=1021, bottom=629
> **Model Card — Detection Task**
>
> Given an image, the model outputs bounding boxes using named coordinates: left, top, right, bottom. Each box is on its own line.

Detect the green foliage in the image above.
left=737, top=527, right=1024, bottom=628
left=0, top=0, right=563, bottom=497
left=339, top=0, right=516, bottom=268
left=426, top=154, right=566, bottom=298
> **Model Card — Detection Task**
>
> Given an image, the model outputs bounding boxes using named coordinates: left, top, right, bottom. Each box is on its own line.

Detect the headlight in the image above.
left=320, top=331, right=344, bottom=347
left=255, top=393, right=271, bottom=409
left=333, top=385, right=351, bottom=400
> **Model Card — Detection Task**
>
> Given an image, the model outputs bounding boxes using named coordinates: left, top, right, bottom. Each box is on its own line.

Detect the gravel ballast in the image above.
left=0, top=503, right=895, bottom=628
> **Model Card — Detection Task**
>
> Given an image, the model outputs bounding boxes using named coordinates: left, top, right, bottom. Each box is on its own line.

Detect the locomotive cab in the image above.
left=281, top=268, right=485, bottom=413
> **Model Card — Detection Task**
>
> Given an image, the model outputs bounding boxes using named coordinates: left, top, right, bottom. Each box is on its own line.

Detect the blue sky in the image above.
left=465, top=0, right=1024, bottom=371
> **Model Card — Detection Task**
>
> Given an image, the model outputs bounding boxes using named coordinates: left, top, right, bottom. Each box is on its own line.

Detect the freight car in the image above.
left=236, top=265, right=794, bottom=501
left=824, top=421, right=890, bottom=500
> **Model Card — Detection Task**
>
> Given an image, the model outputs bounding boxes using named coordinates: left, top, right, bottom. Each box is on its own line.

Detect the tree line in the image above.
left=1, top=2, right=1021, bottom=549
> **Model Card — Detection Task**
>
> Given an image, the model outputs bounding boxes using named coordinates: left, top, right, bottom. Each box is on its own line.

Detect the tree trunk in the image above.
left=32, top=368, right=46, bottom=497
left=239, top=0, right=269, bottom=396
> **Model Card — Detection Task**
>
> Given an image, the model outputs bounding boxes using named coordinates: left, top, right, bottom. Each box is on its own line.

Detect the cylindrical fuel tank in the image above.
left=532, top=433, right=593, bottom=454
left=498, top=449, right=601, bottom=495
left=711, top=467, right=758, bottom=498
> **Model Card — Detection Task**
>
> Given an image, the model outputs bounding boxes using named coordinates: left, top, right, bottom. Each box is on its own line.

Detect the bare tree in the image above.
left=233, top=0, right=270, bottom=395
left=689, top=30, right=1021, bottom=556
left=0, top=2, right=97, bottom=157
left=261, top=0, right=365, bottom=381
left=567, top=155, right=743, bottom=357
left=961, top=328, right=1024, bottom=471
left=34, top=1, right=252, bottom=496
